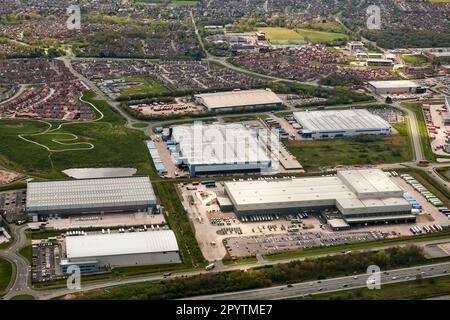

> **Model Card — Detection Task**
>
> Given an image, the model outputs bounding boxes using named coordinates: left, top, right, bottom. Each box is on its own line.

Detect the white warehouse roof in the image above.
left=368, top=80, right=419, bottom=89
left=66, top=230, right=179, bottom=259
left=26, top=176, right=156, bottom=212
left=172, top=123, right=271, bottom=166
left=224, top=169, right=409, bottom=214
left=337, top=169, right=403, bottom=198
left=294, top=109, right=390, bottom=133
left=195, top=89, right=282, bottom=110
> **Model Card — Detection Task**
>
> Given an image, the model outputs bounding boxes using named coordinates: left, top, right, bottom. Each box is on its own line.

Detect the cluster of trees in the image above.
left=272, top=82, right=374, bottom=107
left=362, top=29, right=450, bottom=49
left=79, top=246, right=426, bottom=300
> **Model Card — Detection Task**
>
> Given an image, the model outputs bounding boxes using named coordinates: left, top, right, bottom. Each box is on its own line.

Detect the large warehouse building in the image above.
left=368, top=80, right=422, bottom=95
left=61, top=230, right=180, bottom=273
left=223, top=169, right=415, bottom=225
left=194, top=89, right=283, bottom=112
left=294, top=109, right=391, bottom=139
left=171, top=123, right=272, bottom=176
left=26, top=176, right=156, bottom=217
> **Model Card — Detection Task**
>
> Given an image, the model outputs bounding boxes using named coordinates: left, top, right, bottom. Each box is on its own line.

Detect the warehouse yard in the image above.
left=178, top=171, right=450, bottom=261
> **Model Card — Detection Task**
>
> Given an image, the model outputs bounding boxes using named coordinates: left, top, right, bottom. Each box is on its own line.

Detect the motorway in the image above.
left=186, top=261, right=450, bottom=300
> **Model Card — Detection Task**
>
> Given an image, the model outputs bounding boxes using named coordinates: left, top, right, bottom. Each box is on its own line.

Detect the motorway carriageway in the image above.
left=184, top=261, right=450, bottom=300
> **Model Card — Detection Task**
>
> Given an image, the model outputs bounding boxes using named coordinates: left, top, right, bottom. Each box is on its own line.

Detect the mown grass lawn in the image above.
left=257, top=27, right=348, bottom=44
left=296, top=28, right=348, bottom=43
left=120, top=76, right=170, bottom=97
left=0, top=257, right=13, bottom=296
left=402, top=54, right=432, bottom=66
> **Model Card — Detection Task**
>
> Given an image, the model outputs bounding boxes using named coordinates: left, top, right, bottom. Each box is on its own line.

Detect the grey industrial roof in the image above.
left=172, top=124, right=271, bottom=166
left=26, top=176, right=156, bottom=212
left=293, top=109, right=390, bottom=133
left=368, top=80, right=419, bottom=89
left=225, top=169, right=407, bottom=209
left=65, top=230, right=179, bottom=259
left=225, top=176, right=356, bottom=206
left=195, top=89, right=282, bottom=110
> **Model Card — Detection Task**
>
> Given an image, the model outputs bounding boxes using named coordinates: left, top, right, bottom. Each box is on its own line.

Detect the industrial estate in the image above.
left=0, top=0, right=450, bottom=304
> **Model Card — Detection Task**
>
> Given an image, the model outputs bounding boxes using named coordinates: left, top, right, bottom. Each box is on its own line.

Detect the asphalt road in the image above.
left=185, top=261, right=450, bottom=300
left=0, top=225, right=33, bottom=300
left=24, top=236, right=450, bottom=300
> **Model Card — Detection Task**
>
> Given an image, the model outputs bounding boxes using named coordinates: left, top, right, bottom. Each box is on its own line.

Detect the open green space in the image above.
left=0, top=91, right=153, bottom=179
left=257, top=27, right=348, bottom=44
left=296, top=28, right=348, bottom=44
left=300, top=275, right=450, bottom=300
left=0, top=257, right=13, bottom=296
left=25, top=230, right=63, bottom=240
left=10, top=294, right=35, bottom=300
left=131, top=122, right=149, bottom=129
left=285, top=122, right=412, bottom=171
left=169, top=0, right=198, bottom=7
left=402, top=54, right=433, bottom=66
left=402, top=102, right=436, bottom=161
left=119, top=76, right=170, bottom=97
left=19, top=245, right=32, bottom=263
left=152, top=181, right=205, bottom=267
left=436, top=167, right=450, bottom=182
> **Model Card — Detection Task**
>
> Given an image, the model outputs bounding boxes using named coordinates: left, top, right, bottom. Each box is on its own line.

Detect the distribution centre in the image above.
left=368, top=80, right=423, bottom=95
left=60, top=230, right=180, bottom=273
left=26, top=176, right=157, bottom=217
left=223, top=169, right=415, bottom=225
left=171, top=123, right=272, bottom=176
left=294, top=109, right=391, bottom=139
left=194, top=89, right=283, bottom=112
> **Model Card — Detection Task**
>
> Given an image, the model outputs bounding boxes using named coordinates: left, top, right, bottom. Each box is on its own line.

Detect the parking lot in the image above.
left=224, top=231, right=382, bottom=258
left=28, top=212, right=166, bottom=231
left=427, top=104, right=450, bottom=156
left=32, top=240, right=63, bottom=282
left=0, top=189, right=27, bottom=222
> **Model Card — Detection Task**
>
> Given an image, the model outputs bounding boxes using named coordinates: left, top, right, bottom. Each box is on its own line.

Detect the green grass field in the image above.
left=119, top=76, right=170, bottom=97
left=300, top=276, right=450, bottom=300
left=402, top=102, right=436, bottom=161
left=169, top=0, right=198, bottom=7
left=296, top=28, right=348, bottom=43
left=0, top=91, right=153, bottom=179
left=0, top=257, right=13, bottom=296
left=257, top=27, right=347, bottom=44
left=19, top=245, right=32, bottom=263
left=285, top=122, right=412, bottom=171
left=132, top=122, right=149, bottom=129
left=402, top=54, right=432, bottom=66
left=10, top=294, right=35, bottom=300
